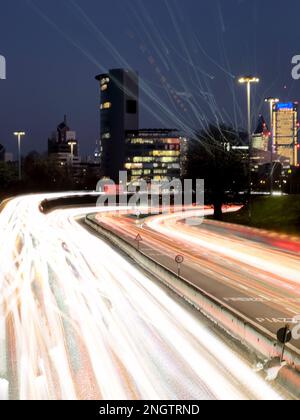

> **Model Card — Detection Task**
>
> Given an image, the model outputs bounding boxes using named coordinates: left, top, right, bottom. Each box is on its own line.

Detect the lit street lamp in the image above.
left=13, top=131, right=25, bottom=181
left=68, top=141, right=77, bottom=166
left=238, top=76, right=260, bottom=218
left=265, top=97, right=280, bottom=194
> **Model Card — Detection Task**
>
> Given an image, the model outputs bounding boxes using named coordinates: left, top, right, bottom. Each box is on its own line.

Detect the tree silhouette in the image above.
left=185, top=124, right=248, bottom=219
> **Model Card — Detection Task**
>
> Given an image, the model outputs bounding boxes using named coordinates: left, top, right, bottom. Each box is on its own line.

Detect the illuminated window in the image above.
left=154, top=169, right=167, bottom=175
left=130, top=139, right=154, bottom=145
left=160, top=157, right=178, bottom=163
left=102, top=132, right=111, bottom=140
left=152, top=151, right=180, bottom=157
left=101, top=102, right=112, bottom=110
left=125, top=163, right=143, bottom=170
left=133, top=157, right=154, bottom=163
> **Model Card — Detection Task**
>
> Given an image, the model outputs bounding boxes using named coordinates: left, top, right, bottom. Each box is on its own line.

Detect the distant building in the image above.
left=273, top=102, right=299, bottom=169
left=252, top=115, right=270, bottom=152
left=125, top=129, right=185, bottom=182
left=251, top=116, right=271, bottom=173
left=95, top=69, right=139, bottom=182
left=48, top=115, right=80, bottom=168
left=0, top=144, right=5, bottom=161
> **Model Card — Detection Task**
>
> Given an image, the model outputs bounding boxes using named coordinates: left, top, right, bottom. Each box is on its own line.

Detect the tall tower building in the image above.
left=95, top=69, right=139, bottom=182
left=273, top=102, right=298, bottom=168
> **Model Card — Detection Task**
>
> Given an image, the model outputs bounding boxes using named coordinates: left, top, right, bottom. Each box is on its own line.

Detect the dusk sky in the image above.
left=1, top=0, right=300, bottom=157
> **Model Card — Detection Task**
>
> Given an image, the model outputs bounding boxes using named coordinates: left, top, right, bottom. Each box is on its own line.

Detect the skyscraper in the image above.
left=95, top=69, right=139, bottom=182
left=273, top=102, right=298, bottom=169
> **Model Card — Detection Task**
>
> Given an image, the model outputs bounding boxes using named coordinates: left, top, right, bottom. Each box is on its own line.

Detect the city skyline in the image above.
left=1, top=0, right=300, bottom=157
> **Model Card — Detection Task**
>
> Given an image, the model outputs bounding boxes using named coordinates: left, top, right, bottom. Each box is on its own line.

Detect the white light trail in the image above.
left=0, top=194, right=282, bottom=400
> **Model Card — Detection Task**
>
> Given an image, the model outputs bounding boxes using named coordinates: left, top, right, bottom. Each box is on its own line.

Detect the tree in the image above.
left=23, top=152, right=75, bottom=191
left=0, top=162, right=18, bottom=190
left=185, top=124, right=248, bottom=220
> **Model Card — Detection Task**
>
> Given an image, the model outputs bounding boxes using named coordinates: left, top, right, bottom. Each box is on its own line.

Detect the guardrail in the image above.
left=85, top=214, right=300, bottom=396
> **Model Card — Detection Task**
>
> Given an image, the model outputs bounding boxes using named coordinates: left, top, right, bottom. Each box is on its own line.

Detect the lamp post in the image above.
left=13, top=131, right=25, bottom=181
left=68, top=141, right=77, bottom=166
left=238, top=76, right=260, bottom=219
left=265, top=97, right=279, bottom=195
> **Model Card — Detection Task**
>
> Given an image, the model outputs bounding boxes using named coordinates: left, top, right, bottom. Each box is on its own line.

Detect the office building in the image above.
left=273, top=102, right=298, bottom=169
left=125, top=129, right=184, bottom=182
left=95, top=69, right=139, bottom=181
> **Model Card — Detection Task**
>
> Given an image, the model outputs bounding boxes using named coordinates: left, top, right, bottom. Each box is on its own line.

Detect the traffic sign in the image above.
left=277, top=327, right=292, bottom=344
left=135, top=234, right=143, bottom=243
left=277, top=325, right=292, bottom=364
left=175, top=255, right=184, bottom=265
left=175, top=255, right=184, bottom=277
left=135, top=234, right=143, bottom=251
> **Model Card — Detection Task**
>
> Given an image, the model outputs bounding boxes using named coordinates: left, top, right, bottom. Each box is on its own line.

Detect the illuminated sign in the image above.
left=275, top=102, right=294, bottom=111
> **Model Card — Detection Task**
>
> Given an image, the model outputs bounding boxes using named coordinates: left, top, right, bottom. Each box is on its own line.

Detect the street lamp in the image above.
left=13, top=131, right=25, bottom=181
left=68, top=141, right=77, bottom=165
left=265, top=97, right=280, bottom=194
left=238, top=76, right=260, bottom=218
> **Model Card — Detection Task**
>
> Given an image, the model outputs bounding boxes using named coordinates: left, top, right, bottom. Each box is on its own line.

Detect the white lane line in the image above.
left=285, top=308, right=300, bottom=315
left=259, top=295, right=271, bottom=301
left=238, top=285, right=249, bottom=291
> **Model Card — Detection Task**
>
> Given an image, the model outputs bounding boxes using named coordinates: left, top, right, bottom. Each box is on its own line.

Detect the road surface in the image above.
left=95, top=207, right=300, bottom=351
left=0, top=195, right=283, bottom=400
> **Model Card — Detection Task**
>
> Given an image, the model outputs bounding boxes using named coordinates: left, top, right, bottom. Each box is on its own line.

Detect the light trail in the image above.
left=97, top=205, right=300, bottom=337
left=146, top=210, right=300, bottom=287
left=0, top=195, right=282, bottom=400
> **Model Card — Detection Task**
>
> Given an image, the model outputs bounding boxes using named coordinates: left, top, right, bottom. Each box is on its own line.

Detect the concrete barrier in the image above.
left=85, top=215, right=300, bottom=375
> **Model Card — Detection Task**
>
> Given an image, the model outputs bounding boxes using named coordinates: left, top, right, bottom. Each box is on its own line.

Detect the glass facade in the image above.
left=273, top=102, right=298, bottom=168
left=125, top=130, right=183, bottom=181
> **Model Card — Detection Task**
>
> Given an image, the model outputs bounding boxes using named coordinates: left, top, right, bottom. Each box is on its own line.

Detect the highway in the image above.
left=96, top=207, right=300, bottom=350
left=0, top=194, right=283, bottom=400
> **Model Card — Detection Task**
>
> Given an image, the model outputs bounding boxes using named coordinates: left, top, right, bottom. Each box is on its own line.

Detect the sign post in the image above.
left=175, top=255, right=184, bottom=277
left=277, top=325, right=292, bottom=364
left=135, top=234, right=143, bottom=251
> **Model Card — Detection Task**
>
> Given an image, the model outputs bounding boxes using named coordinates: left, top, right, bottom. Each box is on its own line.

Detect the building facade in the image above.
left=273, top=102, right=298, bottom=169
left=125, top=129, right=183, bottom=182
left=95, top=69, right=139, bottom=182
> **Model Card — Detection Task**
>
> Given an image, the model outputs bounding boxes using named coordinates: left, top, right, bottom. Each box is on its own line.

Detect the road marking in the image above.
left=238, top=285, right=249, bottom=291
left=259, top=295, right=271, bottom=301
left=256, top=317, right=298, bottom=324
left=285, top=308, right=300, bottom=315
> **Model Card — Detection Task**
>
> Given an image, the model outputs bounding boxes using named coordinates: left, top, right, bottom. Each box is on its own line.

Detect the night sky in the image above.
left=1, top=0, right=300, bottom=158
